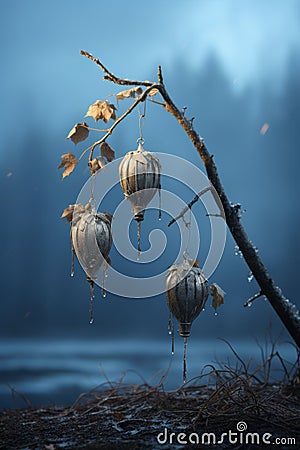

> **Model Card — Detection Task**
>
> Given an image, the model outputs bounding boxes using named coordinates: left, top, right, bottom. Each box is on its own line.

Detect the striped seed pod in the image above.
left=71, top=204, right=113, bottom=282
left=166, top=262, right=208, bottom=338
left=119, top=142, right=161, bottom=222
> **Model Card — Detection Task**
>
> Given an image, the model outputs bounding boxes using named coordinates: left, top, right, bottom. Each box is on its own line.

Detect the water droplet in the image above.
left=89, top=318, right=94, bottom=324
left=171, top=350, right=174, bottom=355
left=158, top=217, right=162, bottom=221
left=248, top=303, right=252, bottom=307
left=234, top=245, right=243, bottom=258
left=214, top=311, right=218, bottom=316
left=70, top=272, right=74, bottom=277
left=102, top=291, right=107, bottom=298
left=247, top=271, right=254, bottom=283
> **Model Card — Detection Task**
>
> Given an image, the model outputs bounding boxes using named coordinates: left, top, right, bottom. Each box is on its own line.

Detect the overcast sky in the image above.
left=0, top=0, right=299, bottom=145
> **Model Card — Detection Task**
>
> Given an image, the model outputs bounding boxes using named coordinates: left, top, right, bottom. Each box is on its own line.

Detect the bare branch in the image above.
left=244, top=292, right=264, bottom=308
left=168, top=186, right=212, bottom=226
left=80, top=50, right=153, bottom=87
left=158, top=65, right=163, bottom=84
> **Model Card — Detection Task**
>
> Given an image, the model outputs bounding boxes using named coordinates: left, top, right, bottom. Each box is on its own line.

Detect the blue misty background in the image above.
left=0, top=0, right=299, bottom=408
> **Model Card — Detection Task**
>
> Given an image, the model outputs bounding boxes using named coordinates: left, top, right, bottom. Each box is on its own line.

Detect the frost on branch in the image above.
left=58, top=152, right=78, bottom=179
left=66, top=122, right=89, bottom=144
left=85, top=100, right=117, bottom=123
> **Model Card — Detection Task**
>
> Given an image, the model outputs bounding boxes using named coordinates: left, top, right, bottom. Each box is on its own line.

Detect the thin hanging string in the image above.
left=182, top=208, right=192, bottom=261
left=183, top=337, right=188, bottom=383
left=137, top=101, right=146, bottom=144
left=88, top=279, right=95, bottom=324
left=168, top=312, right=175, bottom=355
left=137, top=221, right=141, bottom=260
left=89, top=174, right=97, bottom=209
left=102, top=260, right=109, bottom=298
left=71, top=246, right=75, bottom=277
left=158, top=183, right=162, bottom=220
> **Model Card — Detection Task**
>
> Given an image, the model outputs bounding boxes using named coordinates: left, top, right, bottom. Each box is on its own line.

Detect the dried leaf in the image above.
left=116, top=87, right=143, bottom=100
left=66, top=122, right=89, bottom=144
left=102, top=101, right=117, bottom=123
left=61, top=204, right=75, bottom=222
left=148, top=88, right=159, bottom=97
left=210, top=283, right=226, bottom=311
left=85, top=100, right=117, bottom=123
left=58, top=152, right=78, bottom=179
left=61, top=203, right=86, bottom=222
left=100, top=142, right=115, bottom=162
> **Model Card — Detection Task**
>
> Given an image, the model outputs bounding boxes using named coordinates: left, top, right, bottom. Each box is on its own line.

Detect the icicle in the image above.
left=158, top=183, right=162, bottom=220
left=137, top=220, right=141, bottom=259
left=183, top=337, right=187, bottom=384
left=102, top=263, right=108, bottom=298
left=70, top=247, right=75, bottom=277
left=247, top=271, right=254, bottom=283
left=168, top=313, right=175, bottom=355
left=88, top=280, right=95, bottom=324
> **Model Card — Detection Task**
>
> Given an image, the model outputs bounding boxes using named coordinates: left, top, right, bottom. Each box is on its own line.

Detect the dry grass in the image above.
left=1, top=341, right=299, bottom=449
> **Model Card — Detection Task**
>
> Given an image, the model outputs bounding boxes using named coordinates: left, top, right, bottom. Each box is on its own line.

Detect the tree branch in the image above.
left=80, top=50, right=153, bottom=87
left=168, top=186, right=212, bottom=226
left=244, top=291, right=264, bottom=308
left=82, top=53, right=300, bottom=348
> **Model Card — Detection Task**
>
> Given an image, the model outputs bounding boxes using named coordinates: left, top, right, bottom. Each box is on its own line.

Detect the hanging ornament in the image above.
left=62, top=203, right=113, bottom=323
left=119, top=140, right=161, bottom=256
left=166, top=260, right=208, bottom=383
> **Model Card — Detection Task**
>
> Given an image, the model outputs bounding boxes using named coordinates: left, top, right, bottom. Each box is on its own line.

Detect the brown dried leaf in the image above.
left=210, top=283, right=226, bottom=311
left=116, top=87, right=143, bottom=100
left=100, top=142, right=115, bottom=162
left=148, top=88, right=159, bottom=97
left=85, top=100, right=117, bottom=123
left=61, top=204, right=76, bottom=222
left=102, top=101, right=117, bottom=123
left=66, top=122, right=89, bottom=144
left=58, top=152, right=78, bottom=179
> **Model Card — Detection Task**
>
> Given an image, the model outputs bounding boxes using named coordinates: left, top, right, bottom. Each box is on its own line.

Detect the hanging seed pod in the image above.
left=166, top=260, right=208, bottom=383
left=119, top=141, right=161, bottom=253
left=70, top=203, right=113, bottom=323
left=166, top=261, right=208, bottom=337
left=71, top=204, right=112, bottom=281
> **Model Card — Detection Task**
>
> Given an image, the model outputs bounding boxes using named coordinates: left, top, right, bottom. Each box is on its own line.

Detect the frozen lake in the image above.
left=0, top=338, right=296, bottom=409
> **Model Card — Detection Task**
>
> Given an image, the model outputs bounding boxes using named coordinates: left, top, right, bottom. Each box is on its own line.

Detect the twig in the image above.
left=244, top=291, right=264, bottom=308
left=81, top=50, right=153, bottom=87
left=168, top=186, right=211, bottom=226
